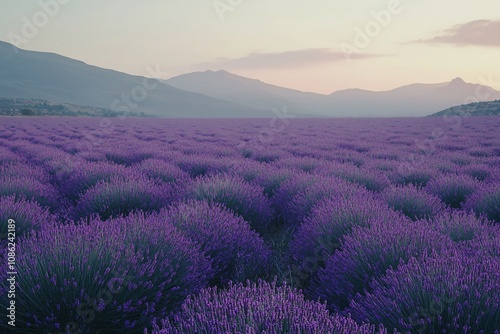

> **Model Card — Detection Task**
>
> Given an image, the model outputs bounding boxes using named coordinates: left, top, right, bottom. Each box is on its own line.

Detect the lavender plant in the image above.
left=58, top=161, right=131, bottom=201
left=0, top=195, right=56, bottom=242
left=132, top=158, right=190, bottom=185
left=382, top=184, right=445, bottom=221
left=149, top=280, right=389, bottom=334
left=463, top=182, right=500, bottom=223
left=186, top=174, right=273, bottom=232
left=0, top=213, right=213, bottom=333
left=289, top=195, right=402, bottom=286
left=349, top=250, right=500, bottom=334
left=159, top=201, right=272, bottom=284
left=274, top=174, right=368, bottom=228
left=0, top=176, right=60, bottom=210
left=425, top=174, right=479, bottom=208
left=309, top=219, right=453, bottom=310
left=72, top=177, right=180, bottom=221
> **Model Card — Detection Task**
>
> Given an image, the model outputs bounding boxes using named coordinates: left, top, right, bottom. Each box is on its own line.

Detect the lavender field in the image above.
left=1, top=117, right=499, bottom=334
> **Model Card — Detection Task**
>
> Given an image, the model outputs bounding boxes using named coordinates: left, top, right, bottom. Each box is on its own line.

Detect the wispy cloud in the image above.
left=193, top=48, right=381, bottom=70
left=415, top=20, right=500, bottom=47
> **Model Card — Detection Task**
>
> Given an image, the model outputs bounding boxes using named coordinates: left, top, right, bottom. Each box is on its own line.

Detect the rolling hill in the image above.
left=430, top=100, right=500, bottom=117
left=0, top=41, right=270, bottom=117
left=168, top=72, right=500, bottom=117
left=3, top=40, right=500, bottom=117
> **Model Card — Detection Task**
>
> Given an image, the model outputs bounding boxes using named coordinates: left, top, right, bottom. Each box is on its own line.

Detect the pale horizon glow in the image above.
left=1, top=0, right=499, bottom=93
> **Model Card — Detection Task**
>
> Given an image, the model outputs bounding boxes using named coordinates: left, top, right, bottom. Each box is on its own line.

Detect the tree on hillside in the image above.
left=20, top=108, right=35, bottom=116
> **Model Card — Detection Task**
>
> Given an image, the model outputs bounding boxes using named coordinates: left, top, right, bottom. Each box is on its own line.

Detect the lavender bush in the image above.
left=463, top=182, right=500, bottom=223
left=460, top=163, right=492, bottom=181
left=431, top=210, right=493, bottom=243
left=0, top=176, right=60, bottom=210
left=159, top=201, right=271, bottom=284
left=425, top=174, right=479, bottom=208
left=175, top=154, right=231, bottom=177
left=186, top=174, right=273, bottom=232
left=0, top=213, right=212, bottom=333
left=72, top=177, right=179, bottom=221
left=230, top=160, right=295, bottom=197
left=58, top=161, right=131, bottom=201
left=389, top=164, right=434, bottom=187
left=289, top=195, right=401, bottom=286
left=349, top=250, right=500, bottom=334
left=273, top=174, right=368, bottom=228
left=0, top=195, right=56, bottom=242
left=382, top=184, right=445, bottom=221
left=309, top=219, right=453, bottom=310
left=132, top=158, right=190, bottom=185
left=0, top=162, right=49, bottom=183
left=317, top=163, right=390, bottom=192
left=149, top=280, right=389, bottom=334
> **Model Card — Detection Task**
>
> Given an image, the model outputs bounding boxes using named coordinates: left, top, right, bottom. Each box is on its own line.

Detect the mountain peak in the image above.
left=200, top=69, right=233, bottom=77
left=0, top=40, right=19, bottom=57
left=449, top=77, right=466, bottom=86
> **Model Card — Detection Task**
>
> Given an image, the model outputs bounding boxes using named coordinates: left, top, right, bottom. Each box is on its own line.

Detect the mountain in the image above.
left=3, top=40, right=500, bottom=118
left=168, top=71, right=500, bottom=117
left=430, top=100, right=500, bottom=117
left=167, top=70, right=326, bottom=116
left=0, top=41, right=270, bottom=117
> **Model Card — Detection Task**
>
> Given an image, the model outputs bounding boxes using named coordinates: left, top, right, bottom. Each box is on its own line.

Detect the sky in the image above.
left=1, top=0, right=499, bottom=94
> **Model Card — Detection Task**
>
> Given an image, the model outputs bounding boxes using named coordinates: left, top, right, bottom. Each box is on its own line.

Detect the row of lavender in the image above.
left=1, top=117, right=499, bottom=333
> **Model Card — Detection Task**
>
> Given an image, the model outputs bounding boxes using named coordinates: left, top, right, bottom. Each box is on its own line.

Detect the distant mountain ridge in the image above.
left=430, top=100, right=500, bottom=117
left=2, top=41, right=500, bottom=117
left=0, top=41, right=271, bottom=117
left=168, top=72, right=500, bottom=117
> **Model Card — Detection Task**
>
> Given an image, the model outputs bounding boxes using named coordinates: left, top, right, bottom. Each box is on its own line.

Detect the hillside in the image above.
left=430, top=100, right=500, bottom=117
left=0, top=98, right=154, bottom=117
left=0, top=41, right=269, bottom=117
left=168, top=72, right=500, bottom=117
left=3, top=40, right=500, bottom=117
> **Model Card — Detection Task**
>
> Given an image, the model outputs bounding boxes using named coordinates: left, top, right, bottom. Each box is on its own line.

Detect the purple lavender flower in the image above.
left=0, top=175, right=60, bottom=210
left=132, top=158, right=190, bottom=185
left=0, top=195, right=56, bottom=241
left=186, top=174, right=273, bottom=232
left=72, top=176, right=180, bottom=221
left=309, top=219, right=453, bottom=310
left=463, top=182, right=500, bottom=223
left=425, top=173, right=479, bottom=208
left=273, top=174, right=369, bottom=228
left=58, top=161, right=131, bottom=201
left=349, top=250, right=500, bottom=334
left=289, top=195, right=403, bottom=286
left=159, top=200, right=271, bottom=284
left=382, top=184, right=445, bottom=221
left=229, top=159, right=295, bottom=197
left=316, top=162, right=390, bottom=192
left=149, top=280, right=389, bottom=334
left=460, top=163, right=493, bottom=181
left=0, top=213, right=212, bottom=332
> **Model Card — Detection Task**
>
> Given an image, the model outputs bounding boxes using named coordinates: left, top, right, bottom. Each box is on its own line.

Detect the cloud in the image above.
left=193, top=48, right=381, bottom=70
left=416, top=20, right=500, bottom=47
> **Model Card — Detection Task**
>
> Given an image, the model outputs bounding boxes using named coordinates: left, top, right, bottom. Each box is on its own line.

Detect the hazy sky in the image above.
left=1, top=0, right=499, bottom=93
